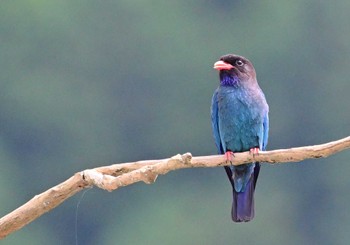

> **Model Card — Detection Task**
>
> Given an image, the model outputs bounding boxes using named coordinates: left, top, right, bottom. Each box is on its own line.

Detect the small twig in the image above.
left=0, top=136, right=349, bottom=239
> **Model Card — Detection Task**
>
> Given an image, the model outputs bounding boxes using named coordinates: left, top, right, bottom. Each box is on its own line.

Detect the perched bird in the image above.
left=211, top=54, right=269, bottom=222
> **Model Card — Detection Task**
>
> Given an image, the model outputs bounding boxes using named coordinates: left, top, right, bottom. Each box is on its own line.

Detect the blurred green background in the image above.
left=1, top=1, right=350, bottom=244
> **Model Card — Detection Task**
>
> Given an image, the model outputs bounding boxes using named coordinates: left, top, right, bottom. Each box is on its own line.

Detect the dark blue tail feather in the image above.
left=225, top=163, right=260, bottom=222
left=232, top=176, right=255, bottom=222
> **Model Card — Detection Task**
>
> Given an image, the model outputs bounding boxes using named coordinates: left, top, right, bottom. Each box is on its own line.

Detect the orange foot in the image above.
left=250, top=147, right=260, bottom=156
left=224, top=151, right=235, bottom=162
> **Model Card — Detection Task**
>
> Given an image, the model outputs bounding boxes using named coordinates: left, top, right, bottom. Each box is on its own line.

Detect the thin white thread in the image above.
left=75, top=189, right=91, bottom=245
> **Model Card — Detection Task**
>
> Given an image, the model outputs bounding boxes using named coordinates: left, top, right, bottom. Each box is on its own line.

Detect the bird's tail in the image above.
left=231, top=176, right=255, bottom=222
left=225, top=163, right=260, bottom=222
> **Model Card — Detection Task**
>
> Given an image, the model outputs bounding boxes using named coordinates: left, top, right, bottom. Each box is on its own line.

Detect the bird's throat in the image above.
left=220, top=74, right=240, bottom=87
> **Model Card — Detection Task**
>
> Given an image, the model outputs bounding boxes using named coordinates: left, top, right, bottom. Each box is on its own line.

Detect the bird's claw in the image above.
left=249, top=147, right=260, bottom=156
left=224, top=151, right=235, bottom=167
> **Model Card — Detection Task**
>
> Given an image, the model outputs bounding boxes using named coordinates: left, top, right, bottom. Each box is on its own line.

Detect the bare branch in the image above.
left=1, top=136, right=349, bottom=238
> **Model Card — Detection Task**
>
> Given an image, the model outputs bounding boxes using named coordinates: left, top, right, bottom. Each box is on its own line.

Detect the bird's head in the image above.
left=213, top=54, right=256, bottom=86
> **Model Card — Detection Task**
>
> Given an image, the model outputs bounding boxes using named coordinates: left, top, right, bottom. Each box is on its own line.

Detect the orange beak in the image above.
left=213, top=60, right=234, bottom=70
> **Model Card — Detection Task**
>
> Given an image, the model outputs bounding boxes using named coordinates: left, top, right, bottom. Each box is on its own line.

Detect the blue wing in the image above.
left=261, top=113, right=269, bottom=151
left=211, top=88, right=224, bottom=154
left=211, top=89, right=236, bottom=188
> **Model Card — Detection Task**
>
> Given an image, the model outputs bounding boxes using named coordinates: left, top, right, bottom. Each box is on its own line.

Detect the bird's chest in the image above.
left=217, top=88, right=263, bottom=151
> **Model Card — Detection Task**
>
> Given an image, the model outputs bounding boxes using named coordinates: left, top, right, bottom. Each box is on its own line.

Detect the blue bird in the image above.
left=211, top=54, right=269, bottom=222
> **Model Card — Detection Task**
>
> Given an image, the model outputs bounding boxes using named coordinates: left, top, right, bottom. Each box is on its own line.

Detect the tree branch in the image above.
left=1, top=136, right=350, bottom=238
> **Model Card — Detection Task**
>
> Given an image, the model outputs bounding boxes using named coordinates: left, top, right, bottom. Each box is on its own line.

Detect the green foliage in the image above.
left=1, top=1, right=350, bottom=244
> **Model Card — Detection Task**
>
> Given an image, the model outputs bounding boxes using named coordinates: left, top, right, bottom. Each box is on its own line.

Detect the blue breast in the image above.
left=217, top=85, right=264, bottom=153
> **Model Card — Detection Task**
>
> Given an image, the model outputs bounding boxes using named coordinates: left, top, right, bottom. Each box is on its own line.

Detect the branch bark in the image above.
left=1, top=136, right=350, bottom=238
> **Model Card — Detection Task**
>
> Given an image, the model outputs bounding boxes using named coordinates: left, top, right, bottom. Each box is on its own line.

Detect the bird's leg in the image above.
left=224, top=151, right=235, bottom=166
left=249, top=147, right=260, bottom=156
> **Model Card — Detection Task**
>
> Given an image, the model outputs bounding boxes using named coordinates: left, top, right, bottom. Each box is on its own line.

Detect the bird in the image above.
left=210, top=54, right=269, bottom=222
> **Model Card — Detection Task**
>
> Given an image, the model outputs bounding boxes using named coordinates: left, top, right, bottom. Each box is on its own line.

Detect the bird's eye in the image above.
left=236, top=60, right=244, bottom=66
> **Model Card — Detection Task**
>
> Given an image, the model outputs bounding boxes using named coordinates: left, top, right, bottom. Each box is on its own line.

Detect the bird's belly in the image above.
left=218, top=99, right=262, bottom=152
left=220, top=121, right=259, bottom=152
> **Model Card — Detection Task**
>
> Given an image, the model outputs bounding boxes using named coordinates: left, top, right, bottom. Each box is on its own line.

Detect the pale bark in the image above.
left=1, top=136, right=349, bottom=239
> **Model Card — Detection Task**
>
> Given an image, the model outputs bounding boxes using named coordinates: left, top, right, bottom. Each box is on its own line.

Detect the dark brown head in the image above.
left=213, top=54, right=256, bottom=86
